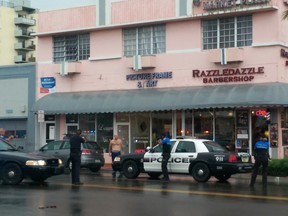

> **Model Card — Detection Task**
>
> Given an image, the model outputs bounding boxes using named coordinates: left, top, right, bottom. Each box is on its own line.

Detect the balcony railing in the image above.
left=15, top=29, right=35, bottom=38
left=15, top=42, right=36, bottom=51
left=14, top=17, right=36, bottom=26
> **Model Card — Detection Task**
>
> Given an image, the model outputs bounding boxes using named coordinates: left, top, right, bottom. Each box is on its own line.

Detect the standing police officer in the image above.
left=161, top=132, right=172, bottom=182
left=249, top=135, right=270, bottom=188
left=70, top=129, right=85, bottom=185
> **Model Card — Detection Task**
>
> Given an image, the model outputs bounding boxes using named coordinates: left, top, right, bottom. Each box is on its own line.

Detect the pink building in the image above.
left=33, top=0, right=288, bottom=160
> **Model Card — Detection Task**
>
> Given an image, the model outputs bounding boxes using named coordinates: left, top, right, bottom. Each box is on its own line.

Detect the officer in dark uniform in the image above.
left=249, top=135, right=270, bottom=188
left=70, top=129, right=85, bottom=185
left=161, top=132, right=172, bottom=182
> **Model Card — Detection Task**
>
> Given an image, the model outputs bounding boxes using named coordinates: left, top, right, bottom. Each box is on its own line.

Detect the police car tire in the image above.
left=147, top=172, right=162, bottom=179
left=122, top=160, right=140, bottom=179
left=1, top=163, right=24, bottom=185
left=214, top=174, right=231, bottom=182
left=191, top=162, right=211, bottom=183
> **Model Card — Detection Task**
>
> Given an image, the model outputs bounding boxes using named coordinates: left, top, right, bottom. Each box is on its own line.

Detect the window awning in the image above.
left=31, top=83, right=288, bottom=114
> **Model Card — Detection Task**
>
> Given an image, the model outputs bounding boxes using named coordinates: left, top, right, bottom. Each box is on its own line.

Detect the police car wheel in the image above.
left=191, top=162, right=211, bottom=183
left=122, top=160, right=140, bottom=179
left=214, top=174, right=231, bottom=182
left=147, top=172, right=161, bottom=179
left=1, top=163, right=24, bottom=185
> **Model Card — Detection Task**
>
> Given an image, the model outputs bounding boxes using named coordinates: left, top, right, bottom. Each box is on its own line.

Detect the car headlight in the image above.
left=26, top=160, right=47, bottom=166
left=58, top=159, right=63, bottom=165
left=113, top=157, right=121, bottom=162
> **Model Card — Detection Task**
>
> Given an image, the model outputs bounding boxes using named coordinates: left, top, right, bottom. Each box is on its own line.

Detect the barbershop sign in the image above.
left=203, top=0, right=271, bottom=11
left=192, top=67, right=264, bottom=84
left=126, top=72, right=172, bottom=88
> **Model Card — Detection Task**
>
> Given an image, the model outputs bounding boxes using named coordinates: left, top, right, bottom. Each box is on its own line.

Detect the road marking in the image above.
left=59, top=183, right=288, bottom=201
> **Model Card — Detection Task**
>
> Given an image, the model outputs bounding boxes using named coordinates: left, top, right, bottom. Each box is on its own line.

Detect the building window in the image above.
left=123, top=24, right=166, bottom=57
left=53, top=33, right=90, bottom=62
left=215, top=110, right=235, bottom=150
left=202, top=15, right=252, bottom=50
left=194, top=110, right=213, bottom=140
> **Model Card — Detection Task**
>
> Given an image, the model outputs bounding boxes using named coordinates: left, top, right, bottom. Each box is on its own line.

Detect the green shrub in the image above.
left=266, top=159, right=288, bottom=177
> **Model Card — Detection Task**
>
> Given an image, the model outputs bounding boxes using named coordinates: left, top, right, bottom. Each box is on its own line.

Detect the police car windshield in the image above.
left=203, top=141, right=227, bottom=152
left=0, top=139, right=17, bottom=151
left=152, top=141, right=176, bottom=153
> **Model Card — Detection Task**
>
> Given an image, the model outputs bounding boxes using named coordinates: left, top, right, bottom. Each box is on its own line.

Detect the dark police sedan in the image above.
left=0, top=139, right=64, bottom=185
left=113, top=138, right=254, bottom=182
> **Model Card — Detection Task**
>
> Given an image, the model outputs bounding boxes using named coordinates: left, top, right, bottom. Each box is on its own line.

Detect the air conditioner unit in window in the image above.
left=133, top=55, right=142, bottom=71
left=60, top=61, right=68, bottom=76
left=58, top=62, right=81, bottom=76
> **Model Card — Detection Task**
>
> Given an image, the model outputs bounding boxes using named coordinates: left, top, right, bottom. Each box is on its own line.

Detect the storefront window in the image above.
left=130, top=113, right=150, bottom=152
left=176, top=111, right=182, bottom=137
left=79, top=114, right=96, bottom=141
left=97, top=113, right=113, bottom=153
left=176, top=111, right=192, bottom=137
left=251, top=109, right=269, bottom=150
left=152, top=111, right=172, bottom=144
left=215, top=110, right=235, bottom=150
left=194, top=110, right=213, bottom=140
left=185, top=110, right=192, bottom=136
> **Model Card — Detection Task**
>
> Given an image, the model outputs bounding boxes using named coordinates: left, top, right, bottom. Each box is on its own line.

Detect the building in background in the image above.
left=0, top=0, right=37, bottom=65
left=32, top=0, right=288, bottom=160
left=0, top=0, right=37, bottom=150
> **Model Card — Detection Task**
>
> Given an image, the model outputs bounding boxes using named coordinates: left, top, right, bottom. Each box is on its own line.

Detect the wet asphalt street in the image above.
left=1, top=169, right=288, bottom=216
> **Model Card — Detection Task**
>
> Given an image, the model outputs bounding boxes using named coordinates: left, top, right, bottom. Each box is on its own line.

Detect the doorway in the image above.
left=116, top=124, right=130, bottom=153
left=45, top=123, right=55, bottom=143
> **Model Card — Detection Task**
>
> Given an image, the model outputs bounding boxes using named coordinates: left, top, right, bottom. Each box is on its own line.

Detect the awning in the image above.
left=31, top=83, right=288, bottom=114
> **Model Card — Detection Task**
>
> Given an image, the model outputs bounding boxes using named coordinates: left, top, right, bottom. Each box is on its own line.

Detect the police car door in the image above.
left=143, top=144, right=165, bottom=172
left=170, top=141, right=197, bottom=174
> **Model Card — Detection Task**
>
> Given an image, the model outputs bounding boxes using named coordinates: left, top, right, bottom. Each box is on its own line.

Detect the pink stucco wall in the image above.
left=37, top=6, right=96, bottom=33
left=111, top=0, right=175, bottom=24
left=36, top=0, right=288, bottom=98
left=90, top=29, right=122, bottom=58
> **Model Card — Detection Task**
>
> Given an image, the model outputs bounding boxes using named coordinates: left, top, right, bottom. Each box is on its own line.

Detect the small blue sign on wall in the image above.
left=41, top=77, right=56, bottom=88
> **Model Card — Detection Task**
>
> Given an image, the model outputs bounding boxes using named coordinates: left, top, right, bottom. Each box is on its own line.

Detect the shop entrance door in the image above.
left=116, top=124, right=130, bottom=153
left=45, top=123, right=55, bottom=143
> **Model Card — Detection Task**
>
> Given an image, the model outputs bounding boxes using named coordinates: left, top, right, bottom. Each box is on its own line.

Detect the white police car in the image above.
left=113, top=138, right=253, bottom=182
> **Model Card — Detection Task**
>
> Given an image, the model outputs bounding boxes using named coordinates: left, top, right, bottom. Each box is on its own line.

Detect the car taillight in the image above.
left=81, top=150, right=91, bottom=155
left=228, top=154, right=237, bottom=162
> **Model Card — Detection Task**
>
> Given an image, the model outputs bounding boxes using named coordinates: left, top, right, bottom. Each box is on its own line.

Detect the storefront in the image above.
left=33, top=0, right=288, bottom=161
left=32, top=83, right=288, bottom=159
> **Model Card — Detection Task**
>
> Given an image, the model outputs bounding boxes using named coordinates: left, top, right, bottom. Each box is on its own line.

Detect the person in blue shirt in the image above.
left=249, top=135, right=270, bottom=188
left=161, top=132, right=172, bottom=182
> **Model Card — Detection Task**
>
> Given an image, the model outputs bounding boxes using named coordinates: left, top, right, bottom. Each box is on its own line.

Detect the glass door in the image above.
left=117, top=124, right=130, bottom=154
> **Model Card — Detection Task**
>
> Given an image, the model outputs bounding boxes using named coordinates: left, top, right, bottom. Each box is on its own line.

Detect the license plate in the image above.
left=241, top=157, right=249, bottom=163
left=95, top=159, right=101, bottom=163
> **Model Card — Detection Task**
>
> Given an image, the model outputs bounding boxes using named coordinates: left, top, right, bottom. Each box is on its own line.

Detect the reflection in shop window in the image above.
left=5, top=130, right=26, bottom=139
left=152, top=111, right=172, bottom=144
left=79, top=114, right=96, bottom=141
left=215, top=110, right=235, bottom=150
left=185, top=110, right=192, bottom=136
left=97, top=113, right=113, bottom=153
left=176, top=111, right=192, bottom=137
left=131, top=113, right=150, bottom=152
left=194, top=110, right=213, bottom=140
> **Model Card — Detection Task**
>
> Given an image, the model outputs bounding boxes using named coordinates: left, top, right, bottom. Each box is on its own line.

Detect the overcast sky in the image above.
left=30, top=0, right=97, bottom=11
